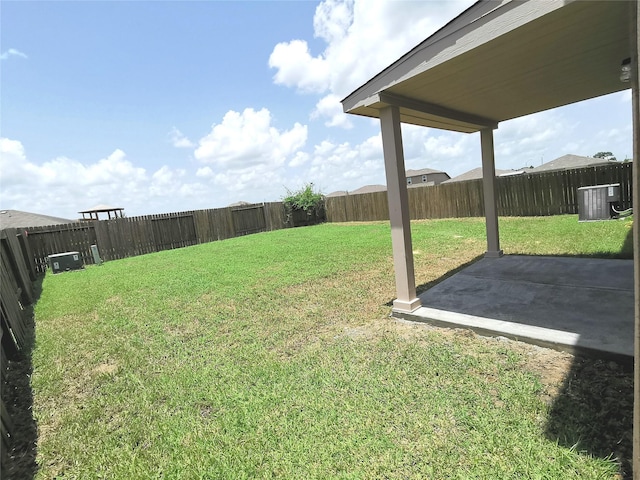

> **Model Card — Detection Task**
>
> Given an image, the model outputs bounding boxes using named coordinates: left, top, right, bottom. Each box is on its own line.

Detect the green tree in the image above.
left=593, top=151, right=617, bottom=161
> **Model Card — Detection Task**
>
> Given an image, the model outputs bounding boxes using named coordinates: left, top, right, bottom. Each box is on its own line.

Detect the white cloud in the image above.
left=313, top=0, right=353, bottom=45
left=0, top=48, right=28, bottom=61
left=169, top=127, right=195, bottom=148
left=301, top=128, right=477, bottom=194
left=0, top=137, right=219, bottom=218
left=1, top=140, right=146, bottom=190
left=491, top=92, right=632, bottom=167
left=397, top=125, right=478, bottom=176
left=194, top=107, right=307, bottom=169
left=149, top=165, right=188, bottom=197
left=209, top=163, right=288, bottom=197
left=186, top=108, right=315, bottom=203
left=0, top=129, right=313, bottom=218
left=494, top=111, right=568, bottom=168
left=289, top=151, right=310, bottom=168
left=305, top=135, right=385, bottom=191
left=269, top=0, right=475, bottom=127
left=269, top=40, right=330, bottom=94
left=312, top=94, right=352, bottom=129
left=196, top=166, right=214, bottom=178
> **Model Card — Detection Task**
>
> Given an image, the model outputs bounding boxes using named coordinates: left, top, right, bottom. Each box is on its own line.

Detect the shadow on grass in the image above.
left=415, top=254, right=486, bottom=296
left=544, top=356, right=634, bottom=479
left=620, top=222, right=634, bottom=258
left=544, top=225, right=635, bottom=478
left=384, top=254, right=485, bottom=307
left=391, top=225, right=635, bottom=477
left=2, top=277, right=41, bottom=480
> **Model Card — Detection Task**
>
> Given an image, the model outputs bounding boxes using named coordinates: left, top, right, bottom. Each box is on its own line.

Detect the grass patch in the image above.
left=29, top=216, right=633, bottom=478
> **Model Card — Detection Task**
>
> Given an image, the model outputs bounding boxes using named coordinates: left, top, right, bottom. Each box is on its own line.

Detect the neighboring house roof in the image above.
left=406, top=168, right=447, bottom=177
left=326, top=191, right=349, bottom=198
left=350, top=184, right=387, bottom=195
left=228, top=201, right=252, bottom=207
left=528, top=154, right=617, bottom=173
left=498, top=170, right=527, bottom=177
left=0, top=209, right=74, bottom=229
left=442, top=167, right=515, bottom=183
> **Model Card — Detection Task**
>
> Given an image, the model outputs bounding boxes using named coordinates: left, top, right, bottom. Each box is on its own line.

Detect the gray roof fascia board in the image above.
left=342, top=0, right=569, bottom=116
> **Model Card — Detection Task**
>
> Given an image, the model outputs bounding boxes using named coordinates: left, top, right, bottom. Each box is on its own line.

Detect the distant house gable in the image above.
left=326, top=191, right=349, bottom=198
left=529, top=154, right=617, bottom=173
left=0, top=210, right=74, bottom=229
left=442, top=167, right=516, bottom=183
left=350, top=184, right=387, bottom=195
left=406, top=168, right=450, bottom=186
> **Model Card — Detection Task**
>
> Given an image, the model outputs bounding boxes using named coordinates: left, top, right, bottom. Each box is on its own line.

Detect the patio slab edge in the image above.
left=392, top=306, right=634, bottom=365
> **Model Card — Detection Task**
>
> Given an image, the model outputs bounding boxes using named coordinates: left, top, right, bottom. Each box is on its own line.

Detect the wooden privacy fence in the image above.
left=24, top=202, right=293, bottom=273
left=1, top=228, right=38, bottom=464
left=0, top=201, right=295, bottom=464
left=326, top=162, right=633, bottom=222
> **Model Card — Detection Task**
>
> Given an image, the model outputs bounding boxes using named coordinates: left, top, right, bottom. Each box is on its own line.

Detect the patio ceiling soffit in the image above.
left=342, top=1, right=633, bottom=135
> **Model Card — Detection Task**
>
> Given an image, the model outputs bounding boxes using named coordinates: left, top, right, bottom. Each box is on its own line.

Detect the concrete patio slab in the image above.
left=392, top=255, right=634, bottom=360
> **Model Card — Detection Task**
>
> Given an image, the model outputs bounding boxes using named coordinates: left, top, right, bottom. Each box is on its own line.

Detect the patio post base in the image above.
left=484, top=250, right=504, bottom=258
left=392, top=297, right=422, bottom=313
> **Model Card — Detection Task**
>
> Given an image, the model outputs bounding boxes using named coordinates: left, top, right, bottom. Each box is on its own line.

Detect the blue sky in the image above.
left=1, top=0, right=633, bottom=220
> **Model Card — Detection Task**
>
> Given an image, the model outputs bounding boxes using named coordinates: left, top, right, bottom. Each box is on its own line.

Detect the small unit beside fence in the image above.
left=47, top=252, right=84, bottom=274
left=577, top=183, right=620, bottom=221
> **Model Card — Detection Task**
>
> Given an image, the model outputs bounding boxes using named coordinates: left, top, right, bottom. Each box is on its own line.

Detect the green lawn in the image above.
left=30, top=216, right=633, bottom=478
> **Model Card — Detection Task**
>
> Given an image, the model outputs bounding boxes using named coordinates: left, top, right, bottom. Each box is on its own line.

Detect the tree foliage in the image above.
left=593, top=151, right=617, bottom=161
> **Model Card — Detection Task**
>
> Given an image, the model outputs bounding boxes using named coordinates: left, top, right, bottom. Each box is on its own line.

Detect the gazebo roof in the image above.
left=78, top=204, right=124, bottom=214
left=342, top=0, right=632, bottom=133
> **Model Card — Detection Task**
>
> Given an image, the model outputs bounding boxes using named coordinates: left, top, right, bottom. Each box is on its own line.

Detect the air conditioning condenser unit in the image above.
left=577, top=183, right=620, bottom=221
left=48, top=252, right=84, bottom=274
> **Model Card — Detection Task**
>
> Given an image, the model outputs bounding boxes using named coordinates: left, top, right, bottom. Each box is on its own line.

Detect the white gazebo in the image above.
left=342, top=0, right=639, bottom=473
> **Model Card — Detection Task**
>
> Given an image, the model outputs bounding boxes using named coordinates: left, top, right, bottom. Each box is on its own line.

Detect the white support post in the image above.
left=480, top=128, right=503, bottom=258
left=380, top=106, right=421, bottom=312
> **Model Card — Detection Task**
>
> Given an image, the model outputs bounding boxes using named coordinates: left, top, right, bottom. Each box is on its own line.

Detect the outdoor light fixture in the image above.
left=620, top=57, right=631, bottom=83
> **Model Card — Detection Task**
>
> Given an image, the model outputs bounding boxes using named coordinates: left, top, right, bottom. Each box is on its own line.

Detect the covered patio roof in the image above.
left=343, top=0, right=632, bottom=133
left=342, top=0, right=638, bottom=475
